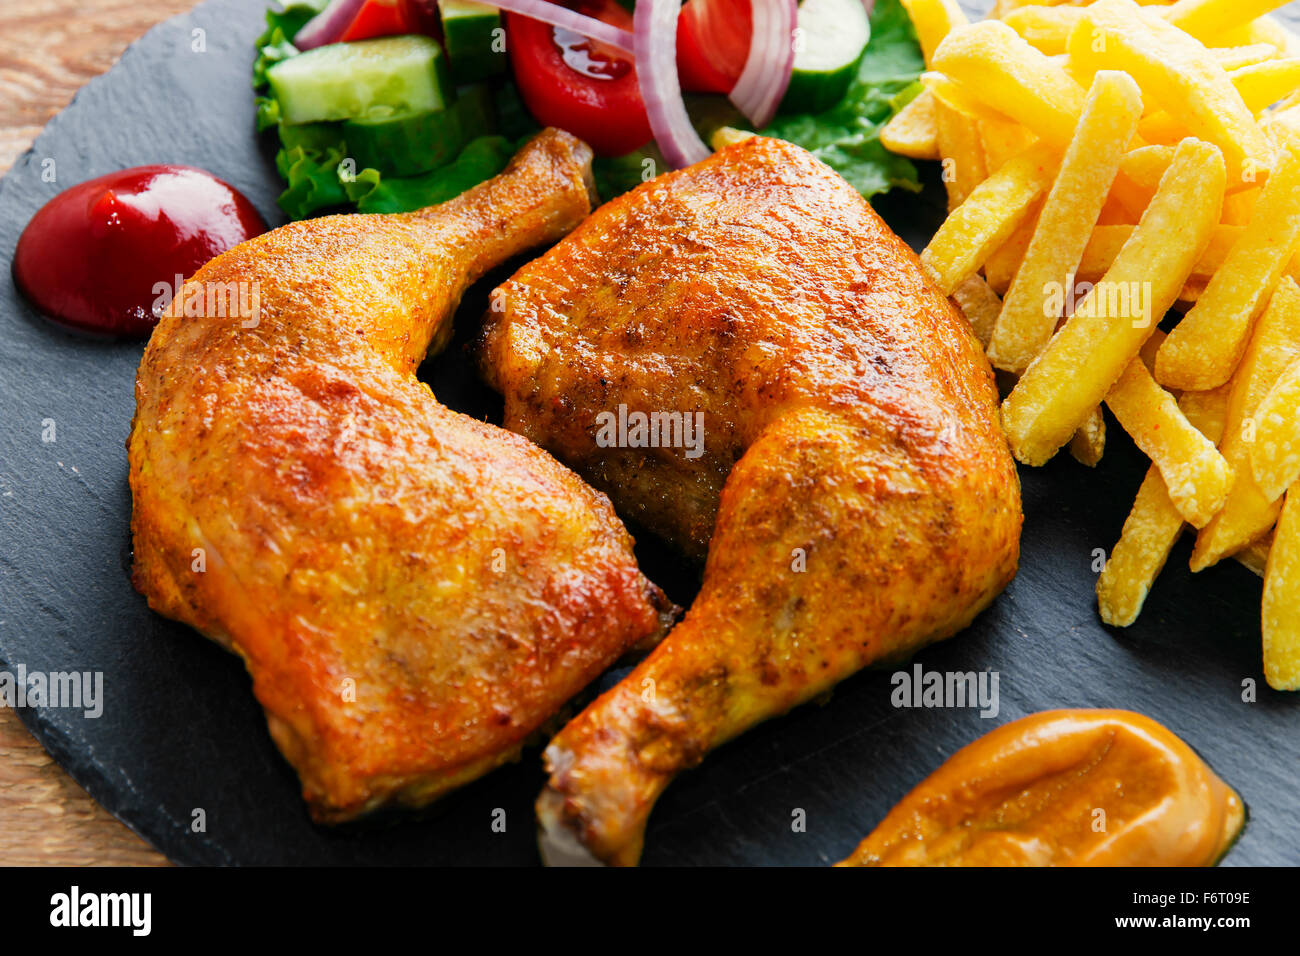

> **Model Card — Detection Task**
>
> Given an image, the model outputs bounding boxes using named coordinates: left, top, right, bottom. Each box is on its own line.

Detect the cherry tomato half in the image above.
left=506, top=1, right=653, bottom=156
left=338, top=0, right=422, bottom=43
left=676, top=0, right=752, bottom=95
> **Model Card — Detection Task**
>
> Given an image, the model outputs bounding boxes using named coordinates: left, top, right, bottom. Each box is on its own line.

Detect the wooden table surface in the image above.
left=0, top=0, right=195, bottom=867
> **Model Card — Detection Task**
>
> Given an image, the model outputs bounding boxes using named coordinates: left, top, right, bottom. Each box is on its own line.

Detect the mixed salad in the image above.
left=252, top=0, right=925, bottom=219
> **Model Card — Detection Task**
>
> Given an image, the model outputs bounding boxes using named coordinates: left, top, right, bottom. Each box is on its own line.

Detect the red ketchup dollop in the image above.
left=12, top=165, right=266, bottom=337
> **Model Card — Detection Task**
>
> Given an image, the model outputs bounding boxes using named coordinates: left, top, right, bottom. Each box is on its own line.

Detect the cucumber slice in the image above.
left=342, top=85, right=498, bottom=178
left=781, top=0, right=871, bottom=115
left=268, top=35, right=454, bottom=125
left=439, top=0, right=507, bottom=84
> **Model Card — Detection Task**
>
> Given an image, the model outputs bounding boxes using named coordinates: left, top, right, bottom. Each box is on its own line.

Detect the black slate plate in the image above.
left=1, top=0, right=1297, bottom=866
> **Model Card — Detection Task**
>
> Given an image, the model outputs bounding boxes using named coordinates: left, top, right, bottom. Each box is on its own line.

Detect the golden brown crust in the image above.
left=128, top=129, right=671, bottom=822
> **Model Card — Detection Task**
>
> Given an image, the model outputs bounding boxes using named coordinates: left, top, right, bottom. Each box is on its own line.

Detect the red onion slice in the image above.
left=294, top=0, right=367, bottom=50
left=729, top=0, right=797, bottom=129
left=489, top=0, right=636, bottom=54
left=635, top=0, right=711, bottom=170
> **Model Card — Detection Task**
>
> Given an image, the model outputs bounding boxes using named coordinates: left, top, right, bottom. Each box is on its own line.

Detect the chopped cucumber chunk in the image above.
left=344, top=111, right=464, bottom=178
left=268, top=35, right=454, bottom=125
left=277, top=120, right=345, bottom=153
left=439, top=0, right=507, bottom=83
left=782, top=0, right=871, bottom=115
left=342, top=88, right=496, bottom=178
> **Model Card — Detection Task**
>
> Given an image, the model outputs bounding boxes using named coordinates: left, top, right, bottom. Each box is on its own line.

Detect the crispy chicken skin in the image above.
left=128, top=129, right=672, bottom=823
left=479, top=136, right=1023, bottom=865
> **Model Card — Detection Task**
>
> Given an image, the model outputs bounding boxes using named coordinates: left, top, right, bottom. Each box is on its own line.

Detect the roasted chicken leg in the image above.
left=479, top=136, right=1023, bottom=865
left=129, top=129, right=672, bottom=823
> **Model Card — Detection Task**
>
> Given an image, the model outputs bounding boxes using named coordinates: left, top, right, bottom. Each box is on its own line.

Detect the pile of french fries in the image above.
left=882, top=0, right=1300, bottom=690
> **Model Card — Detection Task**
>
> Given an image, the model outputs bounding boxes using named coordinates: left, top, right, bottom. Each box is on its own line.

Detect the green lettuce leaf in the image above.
left=761, top=0, right=925, bottom=198
left=276, top=144, right=350, bottom=219
left=253, top=27, right=299, bottom=91
left=255, top=94, right=281, bottom=133
left=591, top=144, right=670, bottom=203
left=257, top=0, right=326, bottom=47
left=253, top=1, right=324, bottom=90
left=343, top=136, right=518, bottom=214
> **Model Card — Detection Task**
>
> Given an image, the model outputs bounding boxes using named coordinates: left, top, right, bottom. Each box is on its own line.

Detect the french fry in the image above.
left=1078, top=223, right=1287, bottom=281
left=1096, top=466, right=1186, bottom=626
left=992, top=0, right=1067, bottom=19
left=1069, top=0, right=1274, bottom=186
left=1097, top=196, right=1137, bottom=225
left=1119, top=145, right=1175, bottom=193
left=932, top=21, right=1088, bottom=149
left=951, top=274, right=1003, bottom=348
left=1177, top=278, right=1209, bottom=304
left=912, top=0, right=1300, bottom=646
left=1263, top=102, right=1300, bottom=140
left=1274, top=87, right=1300, bottom=110
left=1069, top=406, right=1108, bottom=466
left=1221, top=185, right=1260, bottom=224
left=1139, top=326, right=1167, bottom=371
left=1163, top=0, right=1295, bottom=47
left=1183, top=227, right=1255, bottom=278
left=1212, top=43, right=1283, bottom=71
left=923, top=72, right=1022, bottom=126
left=1078, top=226, right=1167, bottom=281
left=1105, top=357, right=1234, bottom=526
left=1230, top=58, right=1300, bottom=114
left=881, top=91, right=940, bottom=160
left=1191, top=278, right=1300, bottom=571
left=1238, top=14, right=1300, bottom=57
left=1248, top=354, right=1300, bottom=501
left=1205, top=15, right=1300, bottom=54
left=920, top=141, right=1060, bottom=295
left=1000, top=138, right=1225, bottom=466
left=1178, top=382, right=1233, bottom=444
left=1094, top=375, right=1231, bottom=627
left=1002, top=5, right=1087, bottom=56
left=1110, top=165, right=1171, bottom=221
left=983, top=203, right=1041, bottom=294
left=888, top=0, right=966, bottom=166
left=935, top=99, right=990, bottom=210
left=902, top=0, right=969, bottom=66
left=1155, top=138, right=1300, bottom=390
left=988, top=71, right=1144, bottom=373
left=1236, top=530, right=1273, bottom=576
left=979, top=114, right=1039, bottom=173
left=1262, top=486, right=1300, bottom=689
left=1136, top=110, right=1190, bottom=145
left=1110, top=152, right=1193, bottom=221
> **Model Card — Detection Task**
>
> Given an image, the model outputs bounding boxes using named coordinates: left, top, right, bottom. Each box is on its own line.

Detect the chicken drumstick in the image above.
left=129, top=129, right=672, bottom=823
left=480, top=136, right=1023, bottom=865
